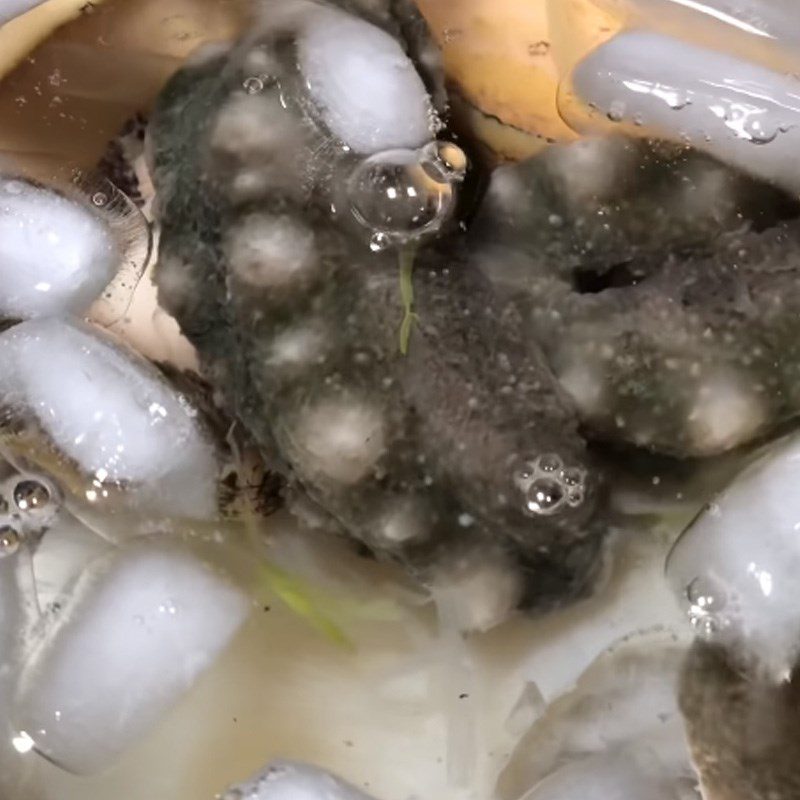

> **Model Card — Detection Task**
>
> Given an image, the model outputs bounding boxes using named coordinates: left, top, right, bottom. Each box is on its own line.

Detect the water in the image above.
left=2, top=0, right=800, bottom=799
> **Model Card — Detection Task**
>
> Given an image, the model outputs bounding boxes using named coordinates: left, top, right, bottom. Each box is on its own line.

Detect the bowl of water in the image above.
left=2, top=3, right=799, bottom=799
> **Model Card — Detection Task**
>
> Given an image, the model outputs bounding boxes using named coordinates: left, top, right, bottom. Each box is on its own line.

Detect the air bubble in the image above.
left=13, top=479, right=51, bottom=512
left=242, top=76, right=264, bottom=94
left=536, top=453, right=562, bottom=472
left=527, top=478, right=565, bottom=515
left=420, top=140, right=468, bottom=183
left=0, top=525, right=21, bottom=557
left=606, top=100, right=626, bottom=122
left=686, top=576, right=726, bottom=610
left=91, top=192, right=108, bottom=207
left=369, top=232, right=390, bottom=252
left=347, top=146, right=460, bottom=246
left=686, top=576, right=727, bottom=637
left=566, top=488, right=584, bottom=507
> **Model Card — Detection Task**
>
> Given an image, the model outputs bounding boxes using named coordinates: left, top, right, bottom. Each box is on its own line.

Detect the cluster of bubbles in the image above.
left=685, top=575, right=730, bottom=638
left=0, top=474, right=58, bottom=558
left=513, top=453, right=587, bottom=517
left=347, top=140, right=467, bottom=251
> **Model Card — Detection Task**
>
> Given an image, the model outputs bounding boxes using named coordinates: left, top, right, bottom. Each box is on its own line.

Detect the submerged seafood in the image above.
left=149, top=0, right=608, bottom=622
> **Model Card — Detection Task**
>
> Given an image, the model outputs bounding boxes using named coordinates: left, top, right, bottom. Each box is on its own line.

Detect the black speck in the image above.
left=263, top=605, right=271, bottom=612
left=528, top=41, right=550, bottom=56
left=459, top=693, right=469, bottom=699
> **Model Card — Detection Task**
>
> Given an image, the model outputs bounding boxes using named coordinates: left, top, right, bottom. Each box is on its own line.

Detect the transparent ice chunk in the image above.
left=13, top=544, right=249, bottom=775
left=498, top=632, right=697, bottom=800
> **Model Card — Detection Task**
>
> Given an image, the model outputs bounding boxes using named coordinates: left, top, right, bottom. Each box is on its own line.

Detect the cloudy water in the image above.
left=2, top=2, right=800, bottom=799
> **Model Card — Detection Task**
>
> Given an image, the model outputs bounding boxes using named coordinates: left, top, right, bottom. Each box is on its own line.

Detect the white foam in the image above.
left=297, top=7, right=433, bottom=154
left=0, top=179, right=119, bottom=318
left=222, top=760, right=378, bottom=800
left=571, top=30, right=800, bottom=193
left=0, top=318, right=219, bottom=519
left=14, top=544, right=249, bottom=775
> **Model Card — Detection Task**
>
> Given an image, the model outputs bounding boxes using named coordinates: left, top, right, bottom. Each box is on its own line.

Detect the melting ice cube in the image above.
left=0, top=318, right=219, bottom=520
left=498, top=632, right=697, bottom=800
left=667, top=431, right=800, bottom=680
left=0, top=178, right=120, bottom=319
left=219, top=760, right=379, bottom=800
left=295, top=4, right=434, bottom=154
left=13, top=543, right=249, bottom=774
left=570, top=30, right=800, bottom=193
left=521, top=750, right=696, bottom=800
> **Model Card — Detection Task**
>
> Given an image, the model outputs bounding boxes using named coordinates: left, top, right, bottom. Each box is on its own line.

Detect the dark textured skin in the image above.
left=472, top=142, right=800, bottom=457
left=679, top=641, right=800, bottom=800
left=147, top=11, right=607, bottom=612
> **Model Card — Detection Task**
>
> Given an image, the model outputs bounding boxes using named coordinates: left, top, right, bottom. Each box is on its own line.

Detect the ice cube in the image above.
left=296, top=5, right=433, bottom=154
left=570, top=30, right=800, bottom=193
left=0, top=0, right=47, bottom=26
left=667, top=430, right=800, bottom=680
left=0, top=177, right=120, bottom=319
left=522, top=751, right=694, bottom=800
left=220, top=760, right=378, bottom=800
left=13, top=544, right=249, bottom=775
left=0, top=318, right=219, bottom=519
left=498, top=632, right=695, bottom=800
